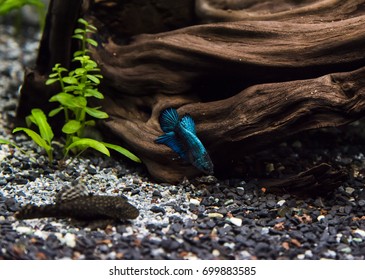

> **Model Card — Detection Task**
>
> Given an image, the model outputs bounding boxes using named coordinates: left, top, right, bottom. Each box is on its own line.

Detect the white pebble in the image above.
left=63, top=233, right=76, bottom=248
left=354, top=229, right=365, bottom=238
left=227, top=217, right=242, bottom=227
left=34, top=229, right=48, bottom=239
left=345, top=187, right=355, bottom=195
left=212, top=249, right=220, bottom=257
left=277, top=200, right=286, bottom=206
left=208, top=213, right=223, bottom=219
left=323, top=250, right=337, bottom=259
left=237, top=250, right=252, bottom=260
left=305, top=250, right=313, bottom=258
left=223, top=242, right=235, bottom=249
left=151, top=248, right=165, bottom=257
left=0, top=150, right=7, bottom=161
left=189, top=198, right=201, bottom=205
left=16, top=226, right=33, bottom=235
left=317, top=215, right=325, bottom=221
left=261, top=227, right=269, bottom=235
left=336, top=233, right=343, bottom=243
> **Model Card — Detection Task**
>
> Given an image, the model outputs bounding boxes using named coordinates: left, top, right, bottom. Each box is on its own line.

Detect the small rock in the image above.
left=208, top=213, right=224, bottom=219
left=224, top=242, right=235, bottom=249
left=277, top=200, right=286, bottom=207
left=358, top=200, right=365, bottom=207
left=16, top=226, right=33, bottom=234
left=152, top=190, right=162, bottom=198
left=345, top=187, right=355, bottom=195
left=266, top=200, right=276, bottom=208
left=338, top=245, right=352, bottom=254
left=353, top=229, right=365, bottom=238
left=62, top=233, right=76, bottom=248
left=189, top=198, right=201, bottom=205
left=224, top=199, right=234, bottom=206
left=323, top=250, right=337, bottom=259
left=237, top=250, right=252, bottom=260
left=317, top=215, right=326, bottom=222
left=305, top=250, right=313, bottom=258
left=150, top=206, right=166, bottom=214
left=226, top=217, right=242, bottom=227
left=212, top=249, right=220, bottom=257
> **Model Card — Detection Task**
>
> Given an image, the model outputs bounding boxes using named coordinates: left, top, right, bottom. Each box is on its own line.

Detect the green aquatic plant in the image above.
left=10, top=18, right=141, bottom=164
left=13, top=108, right=54, bottom=161
left=0, top=0, right=46, bottom=30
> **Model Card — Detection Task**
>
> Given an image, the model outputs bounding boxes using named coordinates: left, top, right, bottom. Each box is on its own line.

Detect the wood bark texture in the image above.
left=17, top=0, right=365, bottom=186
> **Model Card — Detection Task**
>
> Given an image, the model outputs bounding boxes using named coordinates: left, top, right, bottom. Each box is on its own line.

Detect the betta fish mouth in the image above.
left=201, top=163, right=214, bottom=175
left=194, top=154, right=214, bottom=175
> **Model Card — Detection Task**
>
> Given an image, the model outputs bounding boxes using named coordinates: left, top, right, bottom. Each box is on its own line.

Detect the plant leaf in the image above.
left=48, top=107, right=64, bottom=117
left=86, top=38, right=98, bottom=47
left=74, top=28, right=85, bottom=34
left=86, top=74, right=100, bottom=84
left=72, top=34, right=83, bottom=40
left=74, top=68, right=86, bottom=75
left=25, top=115, right=36, bottom=127
left=62, top=76, right=78, bottom=85
left=45, top=78, right=59, bottom=85
left=73, top=50, right=84, bottom=57
left=12, top=127, right=51, bottom=152
left=84, top=107, right=108, bottom=119
left=49, top=92, right=74, bottom=104
left=30, top=108, right=54, bottom=144
left=0, top=138, right=13, bottom=145
left=48, top=73, right=59, bottom=78
left=62, top=120, right=82, bottom=134
left=66, top=138, right=110, bottom=156
left=85, top=88, right=104, bottom=99
left=103, top=142, right=141, bottom=163
left=84, top=120, right=96, bottom=126
left=77, top=18, right=89, bottom=26
left=50, top=93, right=86, bottom=108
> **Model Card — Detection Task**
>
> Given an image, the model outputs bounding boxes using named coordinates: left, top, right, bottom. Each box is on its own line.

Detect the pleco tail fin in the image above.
left=15, top=204, right=59, bottom=219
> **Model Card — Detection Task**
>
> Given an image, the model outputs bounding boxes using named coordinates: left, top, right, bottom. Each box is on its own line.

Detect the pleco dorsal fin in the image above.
left=180, top=114, right=196, bottom=134
left=159, top=108, right=179, bottom=133
left=56, top=184, right=89, bottom=203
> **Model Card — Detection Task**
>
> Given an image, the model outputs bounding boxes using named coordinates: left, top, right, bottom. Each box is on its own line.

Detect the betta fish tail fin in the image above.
left=159, top=108, right=179, bottom=133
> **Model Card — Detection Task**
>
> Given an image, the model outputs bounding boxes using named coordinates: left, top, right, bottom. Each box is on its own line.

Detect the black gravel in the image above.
left=0, top=22, right=365, bottom=260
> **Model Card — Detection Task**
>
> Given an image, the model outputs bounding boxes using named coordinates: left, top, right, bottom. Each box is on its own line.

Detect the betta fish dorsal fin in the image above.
left=155, top=131, right=188, bottom=160
left=159, top=108, right=179, bottom=133
left=180, top=114, right=196, bottom=134
left=56, top=184, right=89, bottom=203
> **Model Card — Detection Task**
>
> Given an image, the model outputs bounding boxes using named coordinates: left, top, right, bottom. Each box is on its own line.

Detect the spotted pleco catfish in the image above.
left=155, top=108, right=214, bottom=174
left=15, top=184, right=139, bottom=227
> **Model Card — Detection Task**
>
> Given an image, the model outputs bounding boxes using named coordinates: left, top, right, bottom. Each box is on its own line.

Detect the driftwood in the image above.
left=258, top=164, right=348, bottom=196
left=17, top=0, right=365, bottom=186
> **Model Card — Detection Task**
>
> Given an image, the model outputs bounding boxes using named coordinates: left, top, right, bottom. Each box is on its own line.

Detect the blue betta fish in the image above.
left=155, top=108, right=214, bottom=174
